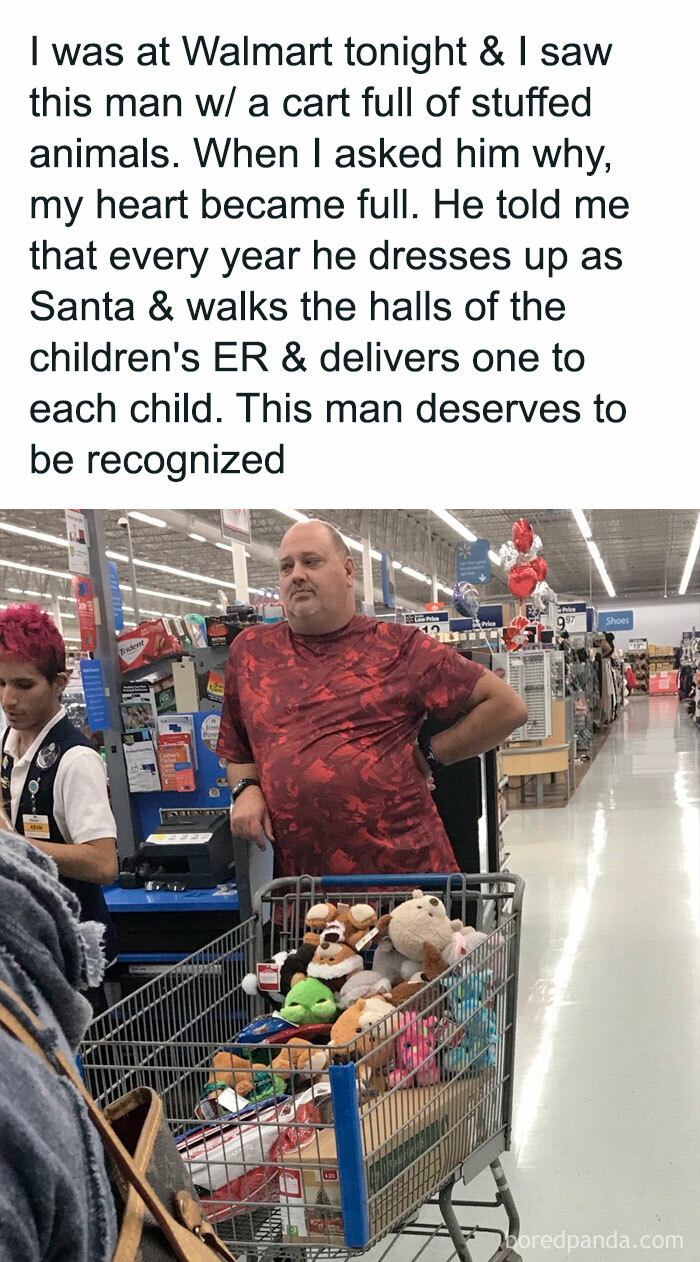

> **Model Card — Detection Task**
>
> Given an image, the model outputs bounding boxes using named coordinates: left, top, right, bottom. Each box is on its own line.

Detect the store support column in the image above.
left=361, top=512, right=375, bottom=615
left=83, top=509, right=139, bottom=863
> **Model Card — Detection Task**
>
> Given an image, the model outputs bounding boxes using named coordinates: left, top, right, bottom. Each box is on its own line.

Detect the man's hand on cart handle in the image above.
left=230, top=784, right=276, bottom=852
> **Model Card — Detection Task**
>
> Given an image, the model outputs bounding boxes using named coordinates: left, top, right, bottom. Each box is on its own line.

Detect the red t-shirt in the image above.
left=217, top=615, right=484, bottom=878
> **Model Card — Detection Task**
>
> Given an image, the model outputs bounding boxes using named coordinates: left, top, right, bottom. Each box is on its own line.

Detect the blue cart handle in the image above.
left=253, top=872, right=523, bottom=916
left=318, top=872, right=460, bottom=890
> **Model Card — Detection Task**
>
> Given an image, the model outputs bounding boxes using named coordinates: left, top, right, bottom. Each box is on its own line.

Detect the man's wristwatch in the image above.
left=418, top=732, right=443, bottom=771
left=230, top=778, right=260, bottom=803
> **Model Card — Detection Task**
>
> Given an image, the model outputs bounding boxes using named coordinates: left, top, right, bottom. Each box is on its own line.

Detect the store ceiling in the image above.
left=0, top=509, right=697, bottom=639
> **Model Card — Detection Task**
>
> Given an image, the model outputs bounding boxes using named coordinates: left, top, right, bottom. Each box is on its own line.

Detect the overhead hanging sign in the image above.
left=380, top=551, right=396, bottom=609
left=456, top=539, right=491, bottom=585
left=64, top=509, right=90, bottom=576
left=598, top=610, right=634, bottom=632
left=556, top=602, right=587, bottom=634
left=72, top=576, right=97, bottom=652
left=108, top=560, right=124, bottom=632
left=221, top=510, right=251, bottom=544
left=405, top=610, right=449, bottom=637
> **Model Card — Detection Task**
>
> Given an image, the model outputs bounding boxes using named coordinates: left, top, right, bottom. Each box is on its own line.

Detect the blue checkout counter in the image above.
left=104, top=882, right=241, bottom=986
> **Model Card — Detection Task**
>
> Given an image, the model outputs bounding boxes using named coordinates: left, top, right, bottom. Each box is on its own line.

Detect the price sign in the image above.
left=556, top=602, right=587, bottom=634
left=405, top=610, right=449, bottom=638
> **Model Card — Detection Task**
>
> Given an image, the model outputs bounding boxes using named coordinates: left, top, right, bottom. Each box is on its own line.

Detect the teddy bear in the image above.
left=207, top=1039, right=330, bottom=1101
left=373, top=890, right=465, bottom=982
left=328, top=995, right=397, bottom=1083
left=207, top=1050, right=271, bottom=1098
left=279, top=976, right=338, bottom=1026
left=269, top=1039, right=330, bottom=1083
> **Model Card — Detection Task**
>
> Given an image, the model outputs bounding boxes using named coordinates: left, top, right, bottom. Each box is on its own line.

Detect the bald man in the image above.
left=218, top=520, right=527, bottom=878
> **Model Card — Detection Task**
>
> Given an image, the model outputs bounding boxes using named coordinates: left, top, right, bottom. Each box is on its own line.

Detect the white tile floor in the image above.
left=377, top=696, right=700, bottom=1261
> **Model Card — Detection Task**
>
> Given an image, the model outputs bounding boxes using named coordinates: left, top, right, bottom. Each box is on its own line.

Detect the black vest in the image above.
left=1, top=714, right=117, bottom=962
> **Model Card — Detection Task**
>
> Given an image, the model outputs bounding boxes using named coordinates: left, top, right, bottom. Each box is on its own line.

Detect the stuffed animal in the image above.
left=207, top=1039, right=329, bottom=1101
left=304, top=902, right=377, bottom=949
left=333, top=903, right=377, bottom=949
left=442, top=973, right=497, bottom=1077
left=388, top=942, right=445, bottom=1008
left=303, top=902, right=339, bottom=946
left=328, top=995, right=396, bottom=1082
left=386, top=1012, right=440, bottom=1089
left=241, top=943, right=316, bottom=1005
left=374, top=890, right=465, bottom=981
left=307, top=936, right=364, bottom=994
left=269, top=1039, right=330, bottom=1084
left=337, top=970, right=392, bottom=1010
left=279, top=976, right=338, bottom=1026
left=207, top=1050, right=271, bottom=1098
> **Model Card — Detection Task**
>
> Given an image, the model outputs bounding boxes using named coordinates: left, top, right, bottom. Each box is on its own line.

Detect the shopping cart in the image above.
left=82, top=872, right=524, bottom=1262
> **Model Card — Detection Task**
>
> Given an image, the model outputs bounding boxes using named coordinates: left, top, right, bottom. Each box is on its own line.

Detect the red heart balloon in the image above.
left=531, top=556, right=548, bottom=582
left=508, top=564, right=538, bottom=598
left=512, top=518, right=534, bottom=555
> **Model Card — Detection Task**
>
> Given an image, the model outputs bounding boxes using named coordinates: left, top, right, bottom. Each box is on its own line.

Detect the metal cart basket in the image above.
left=82, top=872, right=524, bottom=1262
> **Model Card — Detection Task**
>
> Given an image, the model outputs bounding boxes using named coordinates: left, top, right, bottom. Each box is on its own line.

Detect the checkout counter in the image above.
left=106, top=800, right=271, bottom=995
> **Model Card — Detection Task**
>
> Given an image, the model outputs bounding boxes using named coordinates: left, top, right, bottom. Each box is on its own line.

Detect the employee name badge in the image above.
left=23, top=813, right=51, bottom=840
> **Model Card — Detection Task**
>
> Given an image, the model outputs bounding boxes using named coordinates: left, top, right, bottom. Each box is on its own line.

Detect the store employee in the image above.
left=0, top=605, right=118, bottom=1010
left=218, top=520, right=527, bottom=878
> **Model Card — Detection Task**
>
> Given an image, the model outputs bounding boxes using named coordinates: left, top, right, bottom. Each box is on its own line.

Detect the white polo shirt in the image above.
left=4, top=708, right=117, bottom=845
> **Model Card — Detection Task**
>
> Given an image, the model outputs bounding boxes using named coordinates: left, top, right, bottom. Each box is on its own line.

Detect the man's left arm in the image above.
left=429, top=670, right=528, bottom=766
left=30, top=749, right=118, bottom=884
left=406, top=630, right=528, bottom=766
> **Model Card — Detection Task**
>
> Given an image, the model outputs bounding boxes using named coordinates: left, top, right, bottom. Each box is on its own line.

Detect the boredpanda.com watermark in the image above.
left=506, top=1231, right=684, bottom=1253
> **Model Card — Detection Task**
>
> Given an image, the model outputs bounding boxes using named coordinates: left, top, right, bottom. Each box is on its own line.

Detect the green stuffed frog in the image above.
left=279, top=976, right=337, bottom=1025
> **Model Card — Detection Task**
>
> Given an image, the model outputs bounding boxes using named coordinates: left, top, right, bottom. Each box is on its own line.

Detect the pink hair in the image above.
left=0, top=604, right=66, bottom=682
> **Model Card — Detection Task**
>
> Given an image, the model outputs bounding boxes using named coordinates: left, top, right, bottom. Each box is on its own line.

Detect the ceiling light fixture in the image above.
left=128, top=512, right=167, bottom=529
left=106, top=550, right=235, bottom=591
left=125, top=584, right=211, bottom=608
left=586, top=540, right=616, bottom=598
left=189, top=533, right=206, bottom=543
left=277, top=510, right=311, bottom=523
left=571, top=509, right=592, bottom=539
left=0, top=557, right=72, bottom=581
left=0, top=520, right=215, bottom=606
left=401, top=567, right=431, bottom=584
left=430, top=509, right=477, bottom=543
left=0, top=521, right=69, bottom=549
left=678, top=512, right=700, bottom=596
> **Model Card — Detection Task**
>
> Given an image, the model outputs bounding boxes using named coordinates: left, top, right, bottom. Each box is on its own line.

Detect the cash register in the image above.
left=121, top=812, right=234, bottom=890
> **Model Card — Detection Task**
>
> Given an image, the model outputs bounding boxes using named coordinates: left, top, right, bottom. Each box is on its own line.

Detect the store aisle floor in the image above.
left=469, top=696, right=700, bottom=1259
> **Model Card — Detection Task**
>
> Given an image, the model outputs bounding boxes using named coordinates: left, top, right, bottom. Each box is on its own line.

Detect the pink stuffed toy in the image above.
left=386, top=1011, right=440, bottom=1089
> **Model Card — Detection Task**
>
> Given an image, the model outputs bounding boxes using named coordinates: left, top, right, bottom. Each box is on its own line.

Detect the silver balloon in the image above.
left=498, top=541, right=520, bottom=573
left=453, top=582, right=480, bottom=619
left=521, top=535, right=543, bottom=563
